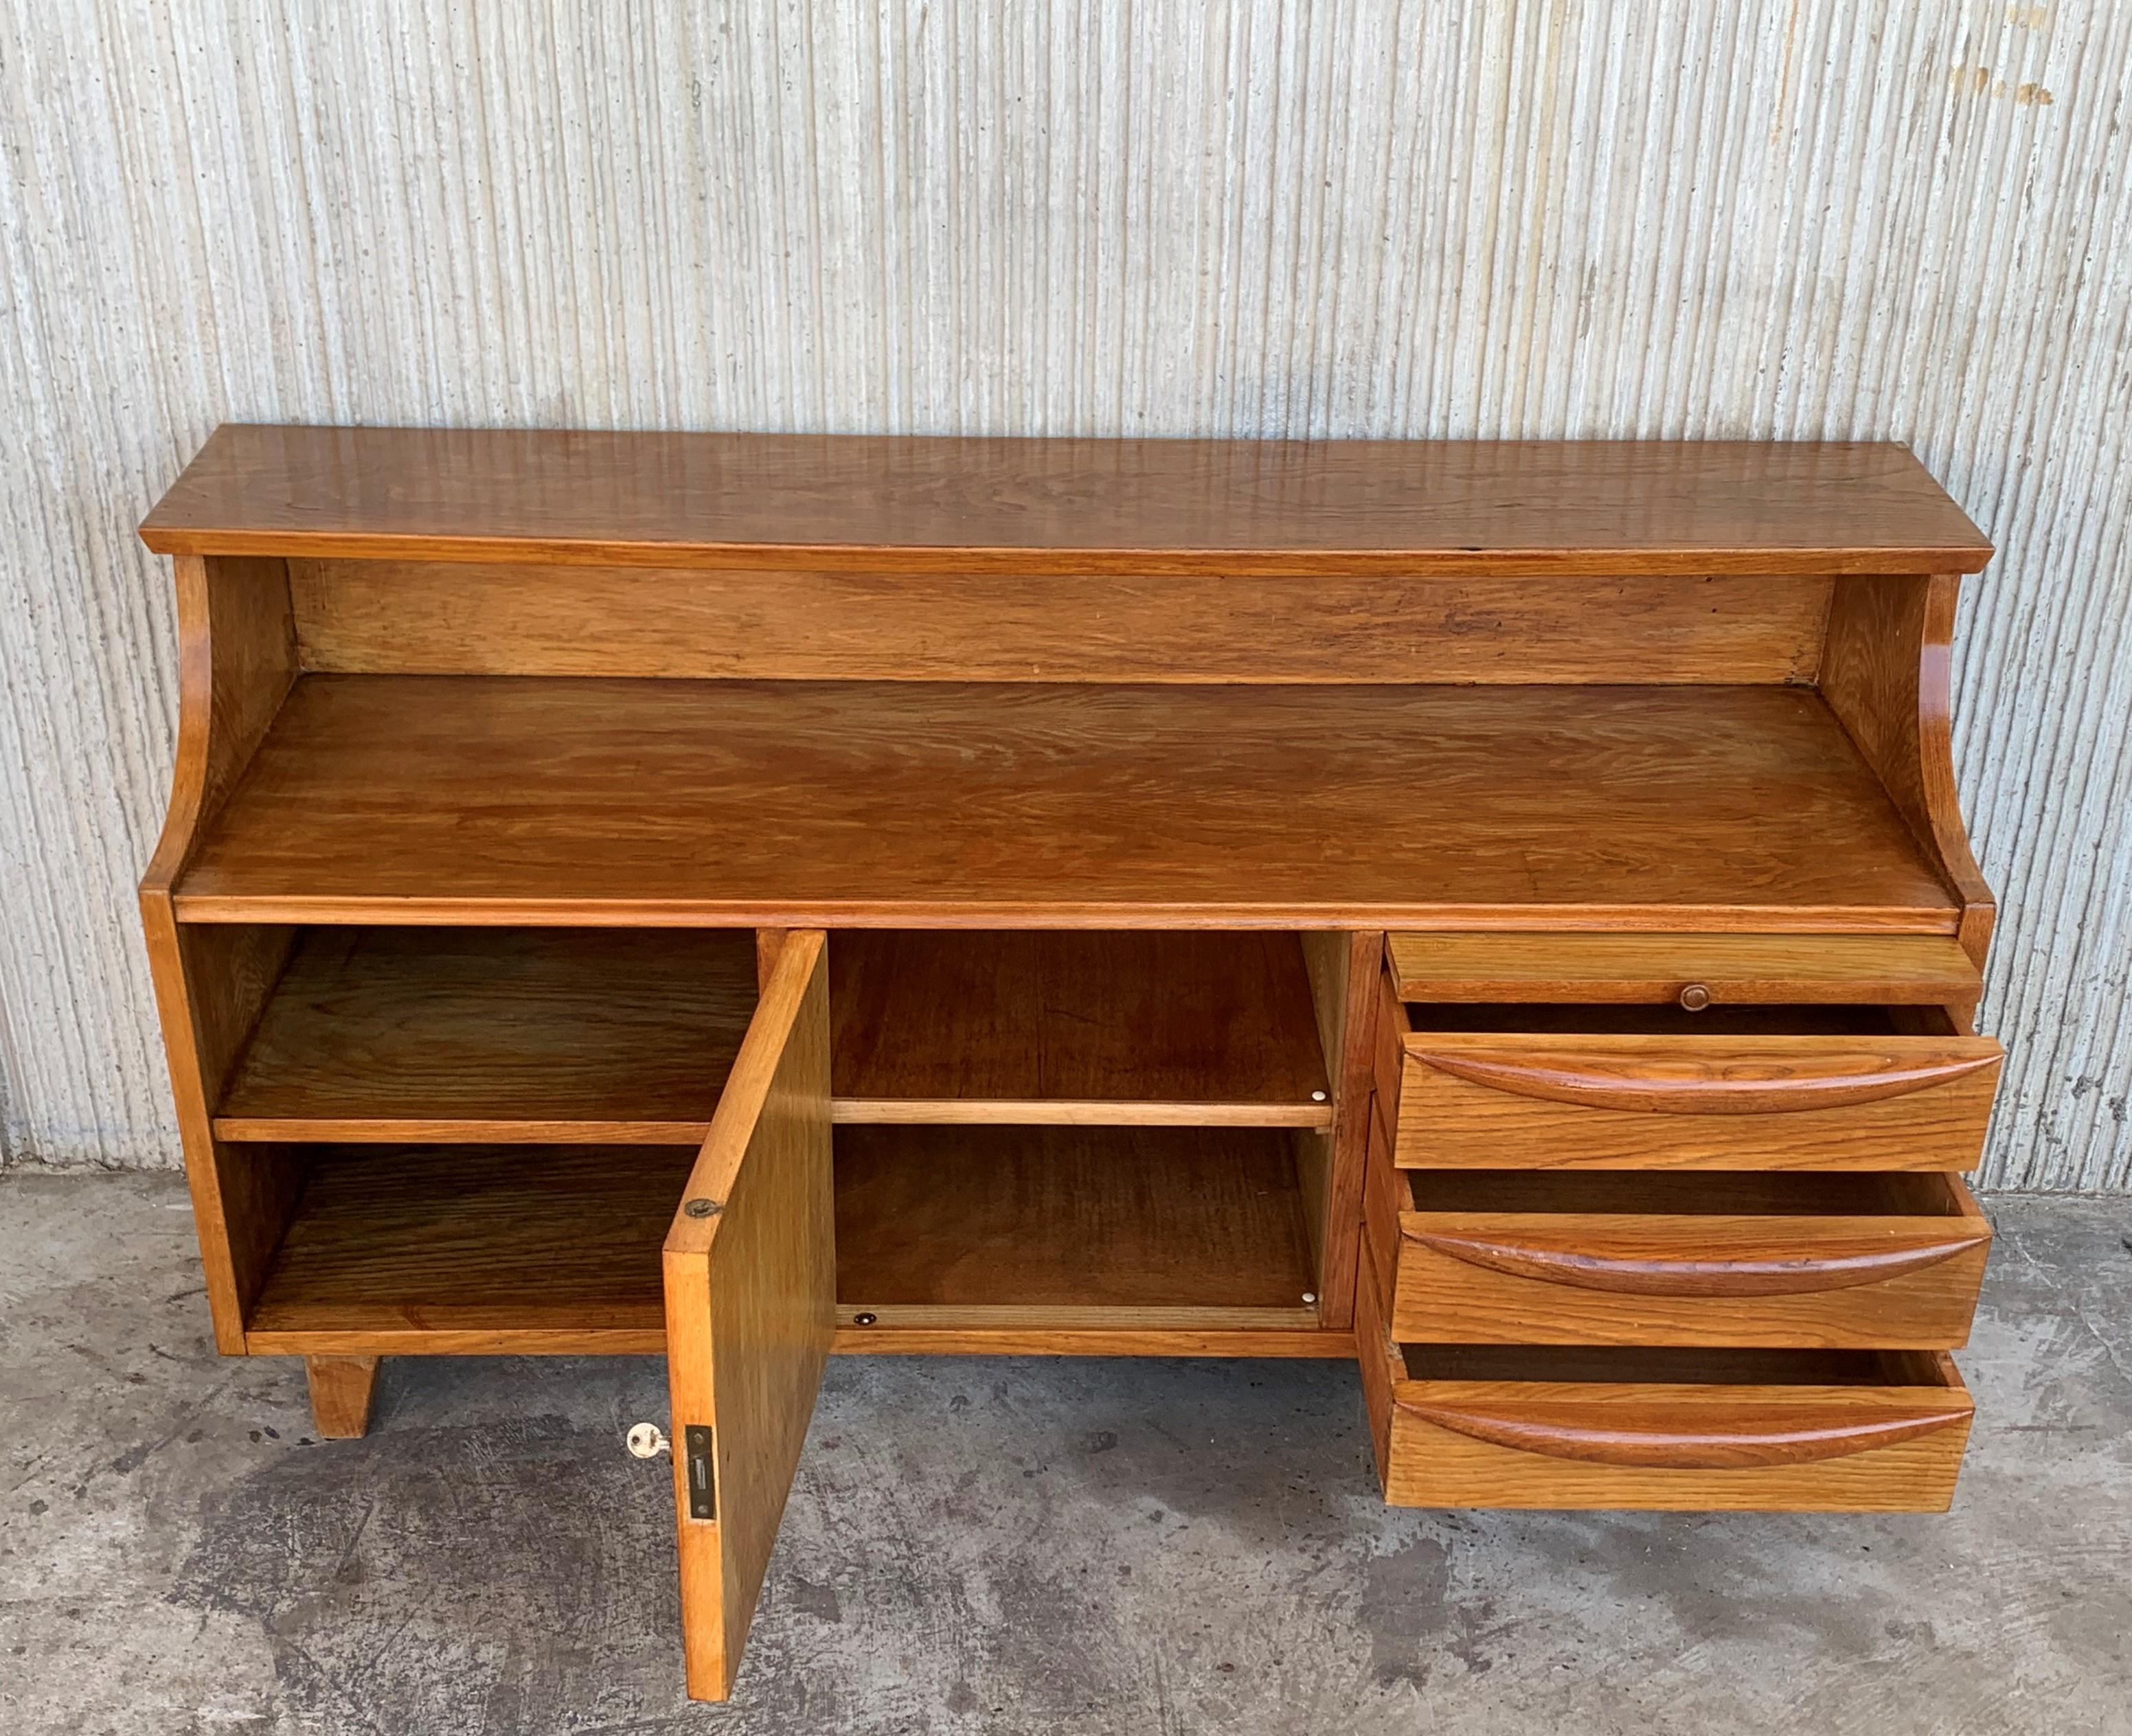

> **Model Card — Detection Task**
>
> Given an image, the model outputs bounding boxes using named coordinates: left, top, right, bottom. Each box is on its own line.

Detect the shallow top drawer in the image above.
left=1387, top=932, right=1981, bottom=1008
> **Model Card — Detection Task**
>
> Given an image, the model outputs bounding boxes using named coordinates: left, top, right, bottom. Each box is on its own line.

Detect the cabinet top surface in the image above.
left=140, top=425, right=1991, bottom=575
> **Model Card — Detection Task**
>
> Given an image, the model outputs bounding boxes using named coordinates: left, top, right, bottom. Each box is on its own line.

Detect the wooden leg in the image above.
left=306, top=1354, right=381, bottom=1438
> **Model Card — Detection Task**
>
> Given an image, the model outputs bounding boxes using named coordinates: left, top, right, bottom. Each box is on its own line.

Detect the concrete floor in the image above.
left=1, top=1174, right=2127, bottom=1735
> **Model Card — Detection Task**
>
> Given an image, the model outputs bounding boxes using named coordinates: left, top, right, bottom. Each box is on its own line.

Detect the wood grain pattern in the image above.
left=832, top=1124, right=1319, bottom=1312
left=1370, top=1165, right=1991, bottom=1347
left=152, top=924, right=304, bottom=1349
left=1822, top=573, right=1997, bottom=967
left=1395, top=1031, right=2001, bottom=1169
left=1362, top=1101, right=1405, bottom=1328
left=137, top=553, right=303, bottom=1351
left=1403, top=1003, right=1947, bottom=1036
left=1354, top=1256, right=1975, bottom=1511
left=1386, top=930, right=1981, bottom=1005
left=288, top=559, right=1835, bottom=685
left=663, top=932, right=835, bottom=1702
left=215, top=927, right=759, bottom=1143
left=141, top=428, right=1992, bottom=575
left=830, top=1101, right=1330, bottom=1128
left=249, top=1322, right=1358, bottom=1358
left=250, top=1322, right=670, bottom=1357
left=1396, top=1343, right=1962, bottom=1382
left=836, top=1305, right=1320, bottom=1331
left=1407, top=1036, right=2001, bottom=1113
left=1298, top=930, right=1382, bottom=1329
left=304, top=1355, right=381, bottom=1438
left=1377, top=1345, right=1973, bottom=1510
left=829, top=930, right=1328, bottom=1123
left=1411, top=1226, right=1983, bottom=1295
left=139, top=555, right=301, bottom=893
left=830, top=1326, right=1356, bottom=1356
left=754, top=930, right=787, bottom=991
left=243, top=1145, right=696, bottom=1350
left=1399, top=1389, right=1971, bottom=1468
left=1374, top=969, right=1412, bottom=1134
left=1293, top=937, right=1347, bottom=1284
left=1355, top=1231, right=1402, bottom=1487
left=171, top=676, right=1958, bottom=930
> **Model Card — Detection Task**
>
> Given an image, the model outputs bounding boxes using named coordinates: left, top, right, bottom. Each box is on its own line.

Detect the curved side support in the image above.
left=139, top=554, right=301, bottom=897
left=137, top=553, right=302, bottom=1351
left=1819, top=573, right=1995, bottom=968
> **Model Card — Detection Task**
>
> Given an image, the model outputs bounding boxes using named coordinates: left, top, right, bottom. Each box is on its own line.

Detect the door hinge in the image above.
left=684, top=1424, right=716, bottom=1521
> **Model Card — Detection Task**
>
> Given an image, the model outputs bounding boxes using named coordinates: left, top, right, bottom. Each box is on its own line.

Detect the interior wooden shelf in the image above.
left=244, top=1145, right=692, bottom=1353
left=215, top=926, right=1331, bottom=1139
left=215, top=928, right=759, bottom=1143
left=172, top=675, right=1958, bottom=928
left=830, top=930, right=1330, bottom=1125
left=832, top=1123, right=1320, bottom=1328
left=242, top=1126, right=1324, bottom=1353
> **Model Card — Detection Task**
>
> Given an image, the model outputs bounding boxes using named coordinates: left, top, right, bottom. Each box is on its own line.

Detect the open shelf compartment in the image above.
left=242, top=1144, right=690, bottom=1354
left=240, top=1124, right=1332, bottom=1355
left=832, top=1124, right=1322, bottom=1329
left=215, top=927, right=1333, bottom=1139
left=216, top=928, right=758, bottom=1143
left=830, top=930, right=1330, bottom=1126
left=170, top=675, right=1960, bottom=929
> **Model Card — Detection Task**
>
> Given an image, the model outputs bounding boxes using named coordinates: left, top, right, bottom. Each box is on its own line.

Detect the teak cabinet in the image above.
left=137, top=428, right=2004, bottom=1698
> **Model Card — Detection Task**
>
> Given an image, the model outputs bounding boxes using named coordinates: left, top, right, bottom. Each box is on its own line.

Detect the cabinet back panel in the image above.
left=288, top=560, right=1832, bottom=684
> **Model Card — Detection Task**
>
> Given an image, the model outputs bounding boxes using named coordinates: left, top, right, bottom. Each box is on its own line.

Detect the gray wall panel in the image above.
left=1, top=1, right=2125, bottom=1185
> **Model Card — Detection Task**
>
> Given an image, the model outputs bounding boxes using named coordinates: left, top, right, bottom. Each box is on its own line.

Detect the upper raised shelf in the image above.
left=172, top=675, right=1958, bottom=929
left=139, top=426, right=1991, bottom=577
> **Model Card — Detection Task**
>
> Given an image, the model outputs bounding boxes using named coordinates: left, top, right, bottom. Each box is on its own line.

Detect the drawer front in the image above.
left=1356, top=1252, right=1973, bottom=1512
left=1385, top=930, right=1983, bottom=1007
left=1394, top=1030, right=2002, bottom=1170
left=1380, top=1367, right=1973, bottom=1511
left=1368, top=1166, right=1992, bottom=1349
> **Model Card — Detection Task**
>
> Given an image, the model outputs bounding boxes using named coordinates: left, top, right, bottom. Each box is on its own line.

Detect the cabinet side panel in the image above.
left=139, top=555, right=302, bottom=1351
left=1820, top=575, right=1994, bottom=968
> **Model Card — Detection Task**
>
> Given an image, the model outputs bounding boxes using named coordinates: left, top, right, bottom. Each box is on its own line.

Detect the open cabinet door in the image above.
left=662, top=930, right=834, bottom=1701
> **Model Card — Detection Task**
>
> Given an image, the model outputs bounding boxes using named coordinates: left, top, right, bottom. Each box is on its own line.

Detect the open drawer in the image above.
left=1363, top=1124, right=1992, bottom=1347
left=1375, top=979, right=2003, bottom=1172
left=1356, top=1242, right=1974, bottom=1511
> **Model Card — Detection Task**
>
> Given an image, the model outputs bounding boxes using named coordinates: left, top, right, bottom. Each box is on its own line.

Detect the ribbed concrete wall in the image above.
left=1, top=2, right=2126, bottom=1186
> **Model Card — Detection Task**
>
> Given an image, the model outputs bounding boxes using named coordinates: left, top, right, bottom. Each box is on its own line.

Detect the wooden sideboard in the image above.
left=138, top=427, right=2002, bottom=1699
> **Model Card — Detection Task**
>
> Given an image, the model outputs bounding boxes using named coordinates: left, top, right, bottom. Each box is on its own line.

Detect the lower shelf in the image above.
left=244, top=1145, right=689, bottom=1354
left=833, top=1123, right=1320, bottom=1327
left=242, top=1128, right=1328, bottom=1356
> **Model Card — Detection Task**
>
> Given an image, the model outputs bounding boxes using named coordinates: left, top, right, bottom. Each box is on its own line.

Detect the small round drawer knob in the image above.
left=1679, top=983, right=1712, bottom=1012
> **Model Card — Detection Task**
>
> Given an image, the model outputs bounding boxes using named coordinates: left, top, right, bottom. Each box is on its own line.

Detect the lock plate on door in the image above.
left=684, top=1424, right=716, bottom=1520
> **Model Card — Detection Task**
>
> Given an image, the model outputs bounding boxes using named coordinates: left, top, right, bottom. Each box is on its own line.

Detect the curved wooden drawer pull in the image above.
left=1410, top=1229, right=1992, bottom=1296
left=1404, top=1398, right=1973, bottom=1468
left=1411, top=1045, right=2001, bottom=1115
